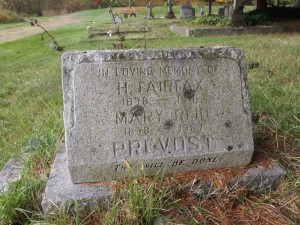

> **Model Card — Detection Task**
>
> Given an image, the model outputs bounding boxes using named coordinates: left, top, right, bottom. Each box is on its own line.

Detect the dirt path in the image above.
left=0, top=15, right=84, bottom=44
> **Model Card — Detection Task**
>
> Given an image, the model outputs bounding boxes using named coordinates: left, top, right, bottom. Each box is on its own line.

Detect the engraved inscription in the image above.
left=114, top=156, right=218, bottom=171
left=97, top=64, right=204, bottom=78
left=112, top=136, right=211, bottom=158
left=109, top=61, right=220, bottom=159
left=117, top=79, right=203, bottom=96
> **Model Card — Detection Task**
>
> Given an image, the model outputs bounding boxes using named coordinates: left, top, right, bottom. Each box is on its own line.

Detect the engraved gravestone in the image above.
left=62, top=48, right=254, bottom=183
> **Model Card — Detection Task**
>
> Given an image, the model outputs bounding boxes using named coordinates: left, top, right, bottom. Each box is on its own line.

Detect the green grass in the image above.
left=0, top=16, right=50, bottom=30
left=0, top=6, right=299, bottom=224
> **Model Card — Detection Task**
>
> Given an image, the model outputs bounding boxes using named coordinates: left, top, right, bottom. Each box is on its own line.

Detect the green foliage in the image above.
left=244, top=11, right=271, bottom=25
left=100, top=0, right=128, bottom=7
left=1, top=0, right=44, bottom=16
left=247, top=7, right=300, bottom=20
left=0, top=9, right=24, bottom=24
left=186, top=15, right=232, bottom=27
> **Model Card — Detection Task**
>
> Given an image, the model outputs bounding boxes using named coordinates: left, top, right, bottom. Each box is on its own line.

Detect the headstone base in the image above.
left=146, top=16, right=155, bottom=20
left=42, top=145, right=286, bottom=216
left=41, top=144, right=115, bottom=216
left=165, top=11, right=176, bottom=19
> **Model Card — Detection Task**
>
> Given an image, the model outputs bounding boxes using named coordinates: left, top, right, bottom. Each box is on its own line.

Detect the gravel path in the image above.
left=0, top=15, right=83, bottom=44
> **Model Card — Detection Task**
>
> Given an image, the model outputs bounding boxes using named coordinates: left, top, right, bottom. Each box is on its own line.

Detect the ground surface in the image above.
left=0, top=15, right=83, bottom=43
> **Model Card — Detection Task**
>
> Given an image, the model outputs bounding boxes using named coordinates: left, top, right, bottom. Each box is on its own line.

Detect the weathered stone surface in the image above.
left=62, top=47, right=254, bottom=183
left=0, top=157, right=24, bottom=192
left=170, top=25, right=284, bottom=37
left=229, top=163, right=287, bottom=192
left=43, top=147, right=286, bottom=216
left=180, top=4, right=196, bottom=19
left=188, top=160, right=286, bottom=196
left=41, top=145, right=114, bottom=215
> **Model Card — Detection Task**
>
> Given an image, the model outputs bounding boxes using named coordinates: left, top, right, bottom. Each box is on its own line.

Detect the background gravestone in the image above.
left=218, top=7, right=225, bottom=16
left=224, top=5, right=230, bottom=16
left=180, top=4, right=196, bottom=18
left=62, top=47, right=254, bottom=183
left=146, top=1, right=155, bottom=19
left=200, top=5, right=205, bottom=16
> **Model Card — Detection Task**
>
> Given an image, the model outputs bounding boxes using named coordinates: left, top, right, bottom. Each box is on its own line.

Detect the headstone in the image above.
left=200, top=5, right=205, bottom=16
left=218, top=7, right=225, bottom=16
left=146, top=1, right=154, bottom=19
left=180, top=4, right=196, bottom=19
left=165, top=0, right=176, bottom=19
left=62, top=47, right=254, bottom=183
left=114, top=16, right=122, bottom=23
left=224, top=5, right=230, bottom=16
left=230, top=0, right=244, bottom=23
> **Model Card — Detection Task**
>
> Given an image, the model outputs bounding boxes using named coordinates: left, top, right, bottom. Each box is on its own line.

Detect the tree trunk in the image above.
left=256, top=0, right=268, bottom=9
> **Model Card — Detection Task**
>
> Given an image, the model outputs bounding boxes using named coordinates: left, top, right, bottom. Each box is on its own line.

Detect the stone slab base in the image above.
left=41, top=145, right=115, bottom=216
left=170, top=25, right=284, bottom=37
left=42, top=145, right=286, bottom=216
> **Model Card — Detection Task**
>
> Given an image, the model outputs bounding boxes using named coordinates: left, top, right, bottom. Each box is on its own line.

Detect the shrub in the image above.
left=0, top=9, right=24, bottom=24
left=246, top=7, right=300, bottom=21
left=99, top=0, right=128, bottom=7
left=63, top=0, right=99, bottom=13
left=244, top=11, right=271, bottom=25
left=186, top=15, right=232, bottom=26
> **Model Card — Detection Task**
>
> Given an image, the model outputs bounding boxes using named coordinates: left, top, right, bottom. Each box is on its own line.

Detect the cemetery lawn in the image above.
left=0, top=6, right=299, bottom=224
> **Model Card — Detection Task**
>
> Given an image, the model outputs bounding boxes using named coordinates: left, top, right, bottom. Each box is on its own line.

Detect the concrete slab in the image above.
left=41, top=145, right=115, bottom=216
left=42, top=145, right=286, bottom=216
left=170, top=25, right=284, bottom=37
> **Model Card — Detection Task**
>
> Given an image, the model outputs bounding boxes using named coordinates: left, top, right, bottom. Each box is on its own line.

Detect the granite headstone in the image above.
left=62, top=47, right=254, bottom=183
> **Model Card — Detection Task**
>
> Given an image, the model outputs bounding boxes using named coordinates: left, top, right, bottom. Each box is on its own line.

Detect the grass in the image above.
left=100, top=166, right=177, bottom=225
left=0, top=16, right=50, bottom=30
left=0, top=6, right=299, bottom=224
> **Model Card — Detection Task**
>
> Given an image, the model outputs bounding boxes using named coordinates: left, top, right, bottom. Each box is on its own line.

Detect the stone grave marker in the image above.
left=114, top=16, right=122, bottom=23
left=224, top=5, right=230, bottom=16
left=62, top=47, right=254, bottom=183
left=180, top=4, right=196, bottom=19
left=230, top=0, right=245, bottom=23
left=146, top=1, right=155, bottom=19
left=200, top=5, right=205, bottom=16
left=165, top=0, right=176, bottom=19
left=218, top=7, right=225, bottom=16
